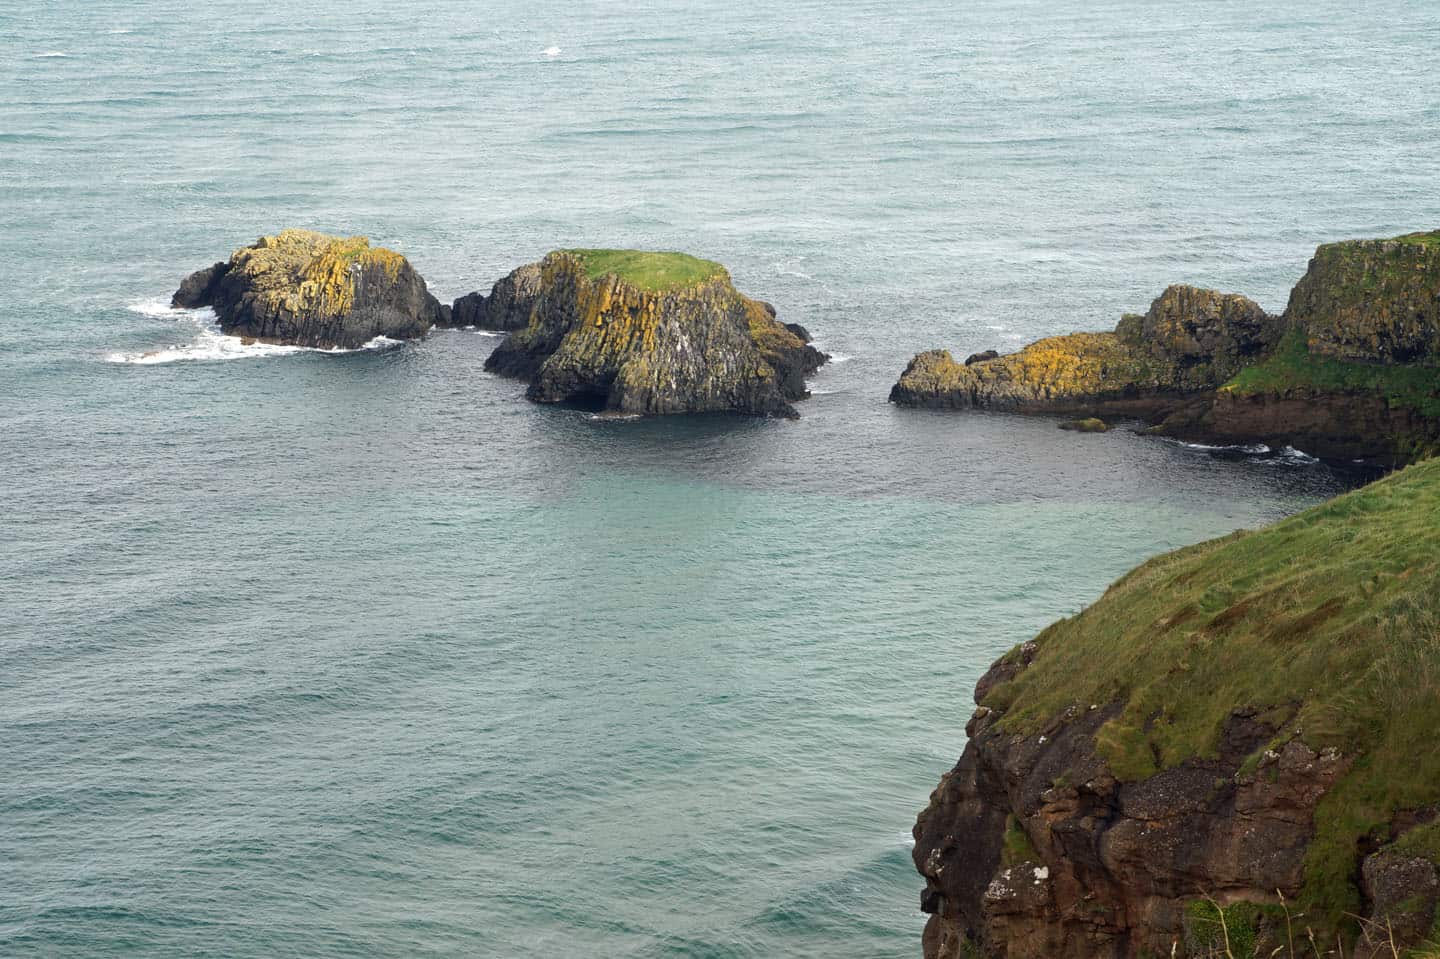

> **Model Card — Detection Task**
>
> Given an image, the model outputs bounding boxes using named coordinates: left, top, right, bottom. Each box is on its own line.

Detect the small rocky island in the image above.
left=173, top=229, right=447, bottom=350
left=481, top=249, right=827, bottom=417
left=892, top=231, right=1440, bottom=465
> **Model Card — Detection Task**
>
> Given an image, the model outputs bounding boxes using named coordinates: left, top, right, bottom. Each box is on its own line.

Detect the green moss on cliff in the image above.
left=1395, top=230, right=1440, bottom=250
left=1224, top=330, right=1440, bottom=419
left=558, top=249, right=727, bottom=292
left=982, top=457, right=1440, bottom=927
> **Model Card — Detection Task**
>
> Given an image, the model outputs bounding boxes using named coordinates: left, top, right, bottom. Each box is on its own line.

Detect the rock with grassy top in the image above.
left=483, top=250, right=827, bottom=417
left=1286, top=230, right=1440, bottom=366
left=172, top=229, right=445, bottom=349
left=914, top=457, right=1440, bottom=959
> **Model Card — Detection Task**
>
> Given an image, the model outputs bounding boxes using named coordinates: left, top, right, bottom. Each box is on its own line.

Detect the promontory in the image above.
left=891, top=231, right=1440, bottom=465
left=914, top=454, right=1440, bottom=958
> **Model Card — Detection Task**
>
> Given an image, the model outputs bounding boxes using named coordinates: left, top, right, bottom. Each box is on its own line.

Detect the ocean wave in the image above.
left=106, top=299, right=401, bottom=365
left=543, top=46, right=562, bottom=58
left=1277, top=445, right=1319, bottom=464
left=1172, top=439, right=1272, bottom=455
left=823, top=352, right=853, bottom=364
left=33, top=51, right=70, bottom=59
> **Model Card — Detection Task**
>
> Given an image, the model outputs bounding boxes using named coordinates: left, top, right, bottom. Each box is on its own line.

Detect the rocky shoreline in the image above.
left=892, top=232, right=1440, bottom=467
left=166, top=227, right=1440, bottom=958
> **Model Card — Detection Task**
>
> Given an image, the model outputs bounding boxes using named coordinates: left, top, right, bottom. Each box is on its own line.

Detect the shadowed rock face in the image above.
left=172, top=229, right=444, bottom=349
left=483, top=251, right=827, bottom=417
left=1286, top=233, right=1440, bottom=366
left=914, top=684, right=1350, bottom=959
left=445, top=262, right=543, bottom=331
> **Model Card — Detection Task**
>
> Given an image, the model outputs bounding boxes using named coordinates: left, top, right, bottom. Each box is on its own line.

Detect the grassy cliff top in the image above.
left=1223, top=329, right=1440, bottom=418
left=1393, top=229, right=1440, bottom=249
left=557, top=249, right=728, bottom=292
left=984, top=456, right=1440, bottom=921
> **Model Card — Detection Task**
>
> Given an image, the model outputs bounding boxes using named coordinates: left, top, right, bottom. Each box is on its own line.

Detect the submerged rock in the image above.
left=444, top=262, right=543, bottom=331
left=1057, top=417, right=1109, bottom=432
left=483, top=250, right=827, bottom=417
left=172, top=230, right=444, bottom=349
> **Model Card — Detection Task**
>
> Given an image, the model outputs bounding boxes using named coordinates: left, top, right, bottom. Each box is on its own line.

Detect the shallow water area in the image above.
left=2, top=1, right=1437, bottom=956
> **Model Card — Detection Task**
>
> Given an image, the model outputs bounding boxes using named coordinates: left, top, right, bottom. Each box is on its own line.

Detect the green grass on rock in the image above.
left=981, top=456, right=1440, bottom=931
left=559, top=249, right=728, bottom=292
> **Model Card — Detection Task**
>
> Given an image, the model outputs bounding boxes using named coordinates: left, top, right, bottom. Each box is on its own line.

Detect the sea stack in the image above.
left=483, top=249, right=827, bottom=417
left=172, top=229, right=446, bottom=350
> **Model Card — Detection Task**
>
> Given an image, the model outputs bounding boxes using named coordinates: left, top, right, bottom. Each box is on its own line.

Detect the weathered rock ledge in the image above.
left=173, top=229, right=446, bottom=350
left=892, top=232, right=1440, bottom=465
left=483, top=250, right=827, bottom=417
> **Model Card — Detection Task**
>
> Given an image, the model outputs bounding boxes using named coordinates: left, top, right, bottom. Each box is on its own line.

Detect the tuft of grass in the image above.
left=982, top=457, right=1440, bottom=934
left=557, top=249, right=728, bottom=292
left=1223, top=330, right=1440, bottom=418
left=1001, top=815, right=1040, bottom=865
left=1394, top=230, right=1440, bottom=250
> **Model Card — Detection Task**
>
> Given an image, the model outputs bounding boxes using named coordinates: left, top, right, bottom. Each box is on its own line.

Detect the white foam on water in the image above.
left=1278, top=445, right=1319, bottom=464
left=1173, top=439, right=1272, bottom=455
left=543, top=46, right=562, bottom=58
left=33, top=51, right=70, bottom=59
left=106, top=299, right=402, bottom=365
left=824, top=352, right=854, bottom=364
left=586, top=412, right=641, bottom=422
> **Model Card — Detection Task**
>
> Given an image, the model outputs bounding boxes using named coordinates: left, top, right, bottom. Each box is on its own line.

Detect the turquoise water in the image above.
left=2, top=1, right=1437, bottom=955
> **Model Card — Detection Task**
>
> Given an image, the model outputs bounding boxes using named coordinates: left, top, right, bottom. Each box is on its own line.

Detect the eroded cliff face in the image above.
left=1286, top=232, right=1440, bottom=365
left=915, top=676, right=1348, bottom=959
left=483, top=252, right=826, bottom=417
left=172, top=229, right=444, bottom=349
left=912, top=459, right=1440, bottom=958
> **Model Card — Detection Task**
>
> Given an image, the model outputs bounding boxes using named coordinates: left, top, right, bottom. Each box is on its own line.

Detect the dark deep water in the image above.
left=3, top=1, right=1437, bottom=955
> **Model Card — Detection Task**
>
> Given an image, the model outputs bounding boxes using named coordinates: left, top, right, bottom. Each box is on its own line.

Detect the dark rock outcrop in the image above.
left=172, top=230, right=444, bottom=349
left=915, top=690, right=1349, bottom=959
left=483, top=251, right=827, bottom=417
left=444, top=262, right=543, bottom=331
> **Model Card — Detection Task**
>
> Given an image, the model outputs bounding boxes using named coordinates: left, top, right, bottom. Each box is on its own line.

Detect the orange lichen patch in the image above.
left=225, top=230, right=412, bottom=320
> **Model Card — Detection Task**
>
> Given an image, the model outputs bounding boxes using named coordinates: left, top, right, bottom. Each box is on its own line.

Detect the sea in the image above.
left=2, top=1, right=1437, bottom=955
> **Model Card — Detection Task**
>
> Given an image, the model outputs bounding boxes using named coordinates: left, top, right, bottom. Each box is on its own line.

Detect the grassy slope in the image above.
left=983, top=456, right=1440, bottom=923
left=559, top=249, right=727, bottom=292
left=1224, top=329, right=1440, bottom=419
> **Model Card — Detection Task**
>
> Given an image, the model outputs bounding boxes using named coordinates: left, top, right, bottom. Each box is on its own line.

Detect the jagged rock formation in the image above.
left=888, top=286, right=1276, bottom=418
left=444, top=262, right=543, bottom=331
left=172, top=230, right=445, bottom=349
left=483, top=250, right=827, bottom=417
left=892, top=232, right=1440, bottom=465
left=915, top=457, right=1440, bottom=958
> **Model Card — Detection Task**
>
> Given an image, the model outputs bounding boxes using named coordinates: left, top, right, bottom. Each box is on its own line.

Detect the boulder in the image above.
left=172, top=230, right=444, bottom=349
left=966, top=349, right=1000, bottom=366
left=484, top=250, right=827, bottom=417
